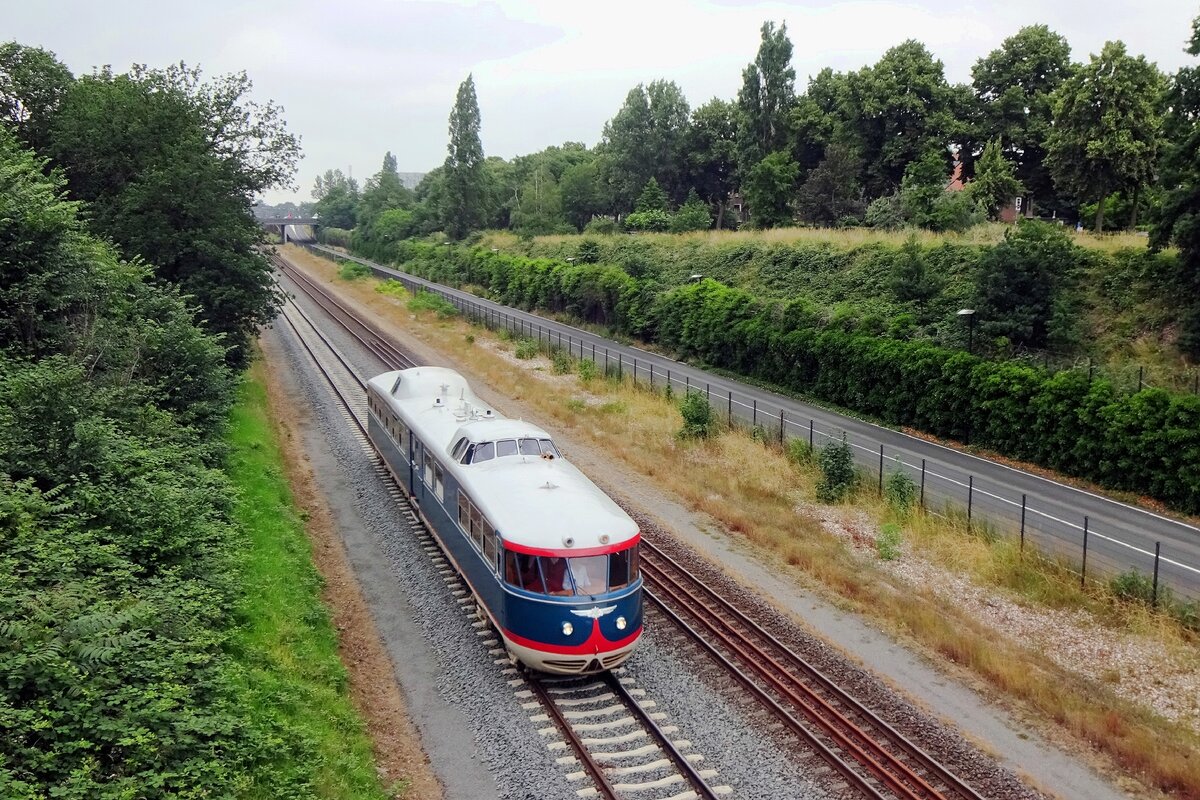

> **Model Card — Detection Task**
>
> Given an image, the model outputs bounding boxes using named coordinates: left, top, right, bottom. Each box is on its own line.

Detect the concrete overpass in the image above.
left=257, top=217, right=320, bottom=243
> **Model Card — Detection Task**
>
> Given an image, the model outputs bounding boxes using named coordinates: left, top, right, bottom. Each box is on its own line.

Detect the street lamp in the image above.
left=957, top=308, right=976, bottom=354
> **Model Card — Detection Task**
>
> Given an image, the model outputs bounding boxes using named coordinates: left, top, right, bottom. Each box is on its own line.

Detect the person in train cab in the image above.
left=543, top=557, right=571, bottom=595
left=518, top=555, right=541, bottom=592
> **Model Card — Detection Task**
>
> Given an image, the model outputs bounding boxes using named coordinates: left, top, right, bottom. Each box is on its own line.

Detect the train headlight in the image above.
left=616, top=616, right=627, bottom=631
left=561, top=621, right=574, bottom=636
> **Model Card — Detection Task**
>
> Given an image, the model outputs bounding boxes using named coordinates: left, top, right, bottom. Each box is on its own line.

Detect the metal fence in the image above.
left=302, top=244, right=1200, bottom=609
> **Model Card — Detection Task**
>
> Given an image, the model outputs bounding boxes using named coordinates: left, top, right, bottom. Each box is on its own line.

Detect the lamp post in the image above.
left=957, top=308, right=976, bottom=354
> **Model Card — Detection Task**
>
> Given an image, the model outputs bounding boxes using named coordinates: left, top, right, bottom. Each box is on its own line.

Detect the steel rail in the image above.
left=525, top=676, right=622, bottom=800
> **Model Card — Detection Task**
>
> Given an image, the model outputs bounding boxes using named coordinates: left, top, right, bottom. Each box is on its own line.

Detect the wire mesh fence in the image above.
left=304, top=243, right=1200, bottom=609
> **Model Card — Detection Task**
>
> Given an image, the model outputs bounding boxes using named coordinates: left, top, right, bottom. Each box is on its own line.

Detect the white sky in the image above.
left=6, top=0, right=1198, bottom=204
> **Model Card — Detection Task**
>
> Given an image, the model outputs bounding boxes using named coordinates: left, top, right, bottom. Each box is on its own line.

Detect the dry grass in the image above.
left=489, top=223, right=1154, bottom=253
left=282, top=244, right=1200, bottom=799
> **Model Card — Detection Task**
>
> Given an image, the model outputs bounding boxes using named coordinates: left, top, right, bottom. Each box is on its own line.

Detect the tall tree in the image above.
left=686, top=98, right=739, bottom=227
left=742, top=150, right=799, bottom=228
left=443, top=74, right=486, bottom=239
left=1045, top=41, right=1163, bottom=232
left=0, top=42, right=73, bottom=153
left=510, top=165, right=565, bottom=234
left=311, top=168, right=359, bottom=229
left=1153, top=12, right=1200, bottom=358
left=794, top=142, right=864, bottom=225
left=560, top=159, right=603, bottom=230
left=972, top=25, right=1072, bottom=215
left=971, top=139, right=1024, bottom=219
left=736, top=21, right=796, bottom=175
left=600, top=80, right=690, bottom=211
left=48, top=63, right=298, bottom=368
left=357, top=151, right=413, bottom=232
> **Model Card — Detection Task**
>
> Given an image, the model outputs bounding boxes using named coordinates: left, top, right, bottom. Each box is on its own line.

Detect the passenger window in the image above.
left=496, top=439, right=517, bottom=457
left=482, top=521, right=497, bottom=568
left=473, top=442, right=495, bottom=462
left=424, top=451, right=433, bottom=486
left=609, top=548, right=631, bottom=589
left=458, top=492, right=469, bottom=528
left=470, top=507, right=482, bottom=548
left=434, top=463, right=444, bottom=501
left=518, top=438, right=540, bottom=456
left=538, top=439, right=560, bottom=458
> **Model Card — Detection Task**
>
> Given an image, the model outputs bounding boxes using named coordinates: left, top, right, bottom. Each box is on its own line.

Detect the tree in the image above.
left=1153, top=12, right=1200, bottom=358
left=972, top=25, right=1072, bottom=214
left=560, top=159, right=604, bottom=231
left=510, top=165, right=567, bottom=234
left=634, top=176, right=668, bottom=213
left=889, top=235, right=941, bottom=310
left=686, top=99, right=738, bottom=226
left=742, top=150, right=798, bottom=228
left=970, top=139, right=1024, bottom=219
left=1046, top=41, right=1163, bottom=232
left=600, top=80, right=690, bottom=211
left=670, top=189, right=713, bottom=232
left=357, top=151, right=413, bottom=232
left=838, top=41, right=959, bottom=198
left=0, top=42, right=73, bottom=153
left=311, top=168, right=360, bottom=229
left=795, top=143, right=864, bottom=225
left=736, top=21, right=796, bottom=174
left=443, top=74, right=486, bottom=239
left=48, top=63, right=298, bottom=369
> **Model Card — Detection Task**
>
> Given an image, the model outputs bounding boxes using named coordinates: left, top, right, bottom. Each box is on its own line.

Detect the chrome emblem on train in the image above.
left=570, top=605, right=617, bottom=619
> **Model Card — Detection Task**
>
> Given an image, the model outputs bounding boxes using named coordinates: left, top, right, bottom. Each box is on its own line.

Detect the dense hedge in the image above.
left=356, top=239, right=1200, bottom=512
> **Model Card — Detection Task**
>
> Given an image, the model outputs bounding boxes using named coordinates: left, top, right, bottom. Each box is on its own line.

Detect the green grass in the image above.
left=225, top=372, right=392, bottom=800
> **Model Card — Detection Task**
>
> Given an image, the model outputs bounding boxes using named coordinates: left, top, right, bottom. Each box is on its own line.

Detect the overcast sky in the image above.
left=6, top=0, right=1198, bottom=204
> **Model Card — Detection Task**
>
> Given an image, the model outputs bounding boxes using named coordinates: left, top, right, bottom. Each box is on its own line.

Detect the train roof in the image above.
left=368, top=368, right=638, bottom=552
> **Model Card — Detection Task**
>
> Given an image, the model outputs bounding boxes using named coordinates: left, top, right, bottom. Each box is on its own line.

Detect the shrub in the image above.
left=577, top=359, right=597, bottom=382
left=552, top=350, right=572, bottom=374
left=787, top=438, right=814, bottom=464
left=625, top=210, right=672, bottom=232
left=583, top=217, right=618, bottom=235
left=678, top=391, right=717, bottom=439
left=885, top=459, right=919, bottom=513
left=817, top=433, right=857, bottom=502
left=1109, top=570, right=1160, bottom=605
left=407, top=289, right=458, bottom=318
left=866, top=194, right=906, bottom=229
left=338, top=259, right=371, bottom=280
left=514, top=339, right=538, bottom=359
left=877, top=523, right=903, bottom=560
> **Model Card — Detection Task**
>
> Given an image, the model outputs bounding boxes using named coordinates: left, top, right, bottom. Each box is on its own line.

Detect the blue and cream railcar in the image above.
left=366, top=367, right=643, bottom=674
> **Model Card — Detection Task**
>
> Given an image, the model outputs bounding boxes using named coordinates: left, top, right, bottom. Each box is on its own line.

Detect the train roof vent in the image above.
left=433, top=397, right=444, bottom=408
left=483, top=409, right=495, bottom=418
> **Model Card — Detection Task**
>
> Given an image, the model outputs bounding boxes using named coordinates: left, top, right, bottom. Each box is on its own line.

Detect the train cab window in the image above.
left=450, top=437, right=469, bottom=461
left=538, top=439, right=560, bottom=458
left=568, top=555, right=608, bottom=596
left=460, top=443, right=475, bottom=464
left=518, top=438, right=540, bottom=456
left=609, top=547, right=632, bottom=590
left=473, top=441, right=495, bottom=463
left=496, top=439, right=518, bottom=458
left=539, top=556, right=572, bottom=596
left=505, top=551, right=544, bottom=593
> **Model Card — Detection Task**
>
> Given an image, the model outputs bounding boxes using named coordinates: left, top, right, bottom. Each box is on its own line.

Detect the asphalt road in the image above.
left=309, top=243, right=1200, bottom=603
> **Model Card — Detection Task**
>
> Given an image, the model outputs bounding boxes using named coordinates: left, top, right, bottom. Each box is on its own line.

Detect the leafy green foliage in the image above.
left=0, top=42, right=73, bottom=152
left=885, top=461, right=918, bottom=513
left=577, top=358, right=597, bottom=382
left=971, top=139, right=1025, bottom=219
left=671, top=189, right=713, bottom=232
left=313, top=168, right=360, bottom=229
left=1110, top=570, right=1159, bottom=605
left=877, top=522, right=903, bottom=560
left=625, top=209, right=672, bottom=232
left=678, top=391, right=717, bottom=439
left=406, top=289, right=458, bottom=318
left=1046, top=41, right=1163, bottom=232
left=444, top=74, right=487, bottom=239
left=552, top=349, right=572, bottom=374
left=743, top=150, right=799, bottom=228
left=817, top=433, right=856, bottom=502
left=635, top=177, right=669, bottom=213
left=601, top=80, right=691, bottom=210
left=795, top=143, right=865, bottom=225
left=338, top=259, right=371, bottom=280
left=514, top=338, right=538, bottom=359
left=736, top=21, right=795, bottom=172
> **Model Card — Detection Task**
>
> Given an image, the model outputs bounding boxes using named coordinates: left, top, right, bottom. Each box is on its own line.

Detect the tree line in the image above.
left=0, top=43, right=348, bottom=796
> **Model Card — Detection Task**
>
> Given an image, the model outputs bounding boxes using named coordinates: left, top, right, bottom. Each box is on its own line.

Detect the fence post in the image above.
left=618, top=353, right=623, bottom=379
left=729, top=392, right=733, bottom=424
left=1020, top=494, right=1027, bottom=556
left=1138, top=365, right=1144, bottom=391
left=877, top=444, right=884, bottom=495
left=752, top=399, right=757, bottom=427
left=686, top=375, right=690, bottom=392
left=649, top=363, right=654, bottom=388
left=809, top=419, right=814, bottom=451
left=591, top=343, right=596, bottom=362
left=632, top=357, right=637, bottom=384
left=1152, top=541, right=1161, bottom=608
left=780, top=410, right=785, bottom=444
left=604, top=348, right=608, bottom=372
left=967, top=476, right=974, bottom=525
left=706, top=383, right=710, bottom=401
left=1081, top=516, right=1090, bottom=589
left=919, top=459, right=926, bottom=508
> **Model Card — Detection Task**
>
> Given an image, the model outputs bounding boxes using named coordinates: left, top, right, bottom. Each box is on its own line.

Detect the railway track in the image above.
left=273, top=261, right=728, bottom=799
left=271, top=250, right=990, bottom=800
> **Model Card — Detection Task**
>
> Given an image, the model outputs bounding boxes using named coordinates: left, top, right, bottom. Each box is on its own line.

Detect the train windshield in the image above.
left=504, top=545, right=640, bottom=595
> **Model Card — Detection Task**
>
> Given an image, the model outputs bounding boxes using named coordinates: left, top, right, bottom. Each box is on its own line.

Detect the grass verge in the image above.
left=226, top=364, right=393, bottom=799
left=292, top=243, right=1200, bottom=799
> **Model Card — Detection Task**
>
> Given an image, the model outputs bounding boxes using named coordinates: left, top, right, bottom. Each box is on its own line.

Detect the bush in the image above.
left=625, top=210, right=672, bottom=232
left=406, top=289, right=458, bottom=318
left=552, top=350, right=572, bottom=374
left=1110, top=570, right=1160, bottom=605
left=678, top=391, right=717, bottom=439
left=885, top=459, right=919, bottom=513
left=866, top=194, right=906, bottom=229
left=577, top=359, right=597, bottom=382
left=338, top=259, right=371, bottom=280
left=583, top=217, right=618, bottom=235
left=877, top=523, right=903, bottom=561
left=787, top=438, right=814, bottom=464
left=514, top=339, right=538, bottom=359
left=817, top=433, right=857, bottom=502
